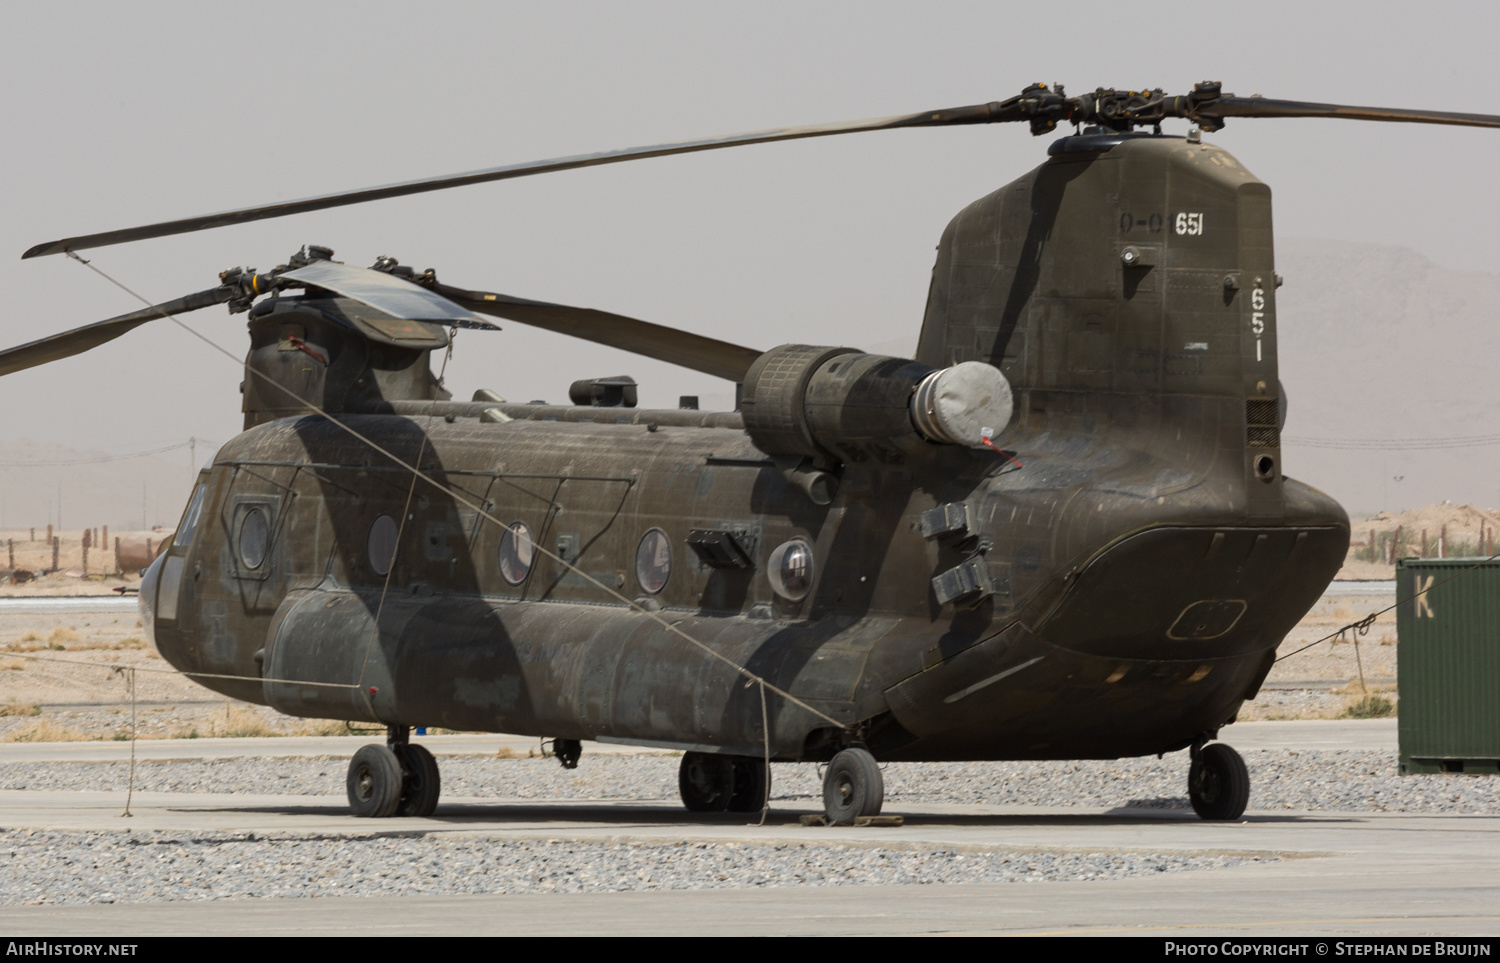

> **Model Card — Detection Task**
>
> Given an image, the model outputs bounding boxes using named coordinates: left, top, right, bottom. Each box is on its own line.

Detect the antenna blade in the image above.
left=24, top=101, right=1016, bottom=258
left=434, top=282, right=762, bottom=382
left=1204, top=97, right=1500, bottom=128
left=0, top=286, right=231, bottom=377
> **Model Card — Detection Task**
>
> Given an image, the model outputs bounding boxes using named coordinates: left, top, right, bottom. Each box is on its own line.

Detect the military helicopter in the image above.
left=12, top=82, right=1499, bottom=824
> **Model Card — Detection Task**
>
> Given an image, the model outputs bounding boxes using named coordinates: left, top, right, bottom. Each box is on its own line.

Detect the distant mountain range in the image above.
left=1276, top=237, right=1500, bottom=514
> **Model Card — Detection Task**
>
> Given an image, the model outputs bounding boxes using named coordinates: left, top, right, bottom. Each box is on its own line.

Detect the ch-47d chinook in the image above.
left=13, top=82, right=1499, bottom=824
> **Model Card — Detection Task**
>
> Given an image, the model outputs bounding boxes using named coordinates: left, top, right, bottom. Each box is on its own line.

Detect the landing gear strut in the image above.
left=1188, top=741, right=1249, bottom=820
left=346, top=726, right=442, bottom=818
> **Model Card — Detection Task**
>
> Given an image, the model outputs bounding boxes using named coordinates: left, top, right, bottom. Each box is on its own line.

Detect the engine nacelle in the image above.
left=740, top=344, right=1013, bottom=466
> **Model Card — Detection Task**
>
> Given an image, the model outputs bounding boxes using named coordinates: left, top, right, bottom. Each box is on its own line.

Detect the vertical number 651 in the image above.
left=1174, top=212, right=1204, bottom=236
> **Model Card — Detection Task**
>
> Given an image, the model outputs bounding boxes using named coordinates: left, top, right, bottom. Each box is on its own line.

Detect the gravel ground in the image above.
left=6, top=741, right=1496, bottom=905
left=0, top=831, right=1273, bottom=904
left=3, top=749, right=1496, bottom=814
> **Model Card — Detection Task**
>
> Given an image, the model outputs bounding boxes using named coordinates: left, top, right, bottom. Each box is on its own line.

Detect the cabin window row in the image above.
left=364, top=514, right=813, bottom=602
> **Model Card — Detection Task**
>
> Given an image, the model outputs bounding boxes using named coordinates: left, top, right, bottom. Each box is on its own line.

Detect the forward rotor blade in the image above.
left=280, top=260, right=494, bottom=328
left=1198, top=97, right=1500, bottom=129
left=432, top=282, right=762, bottom=382
left=0, top=286, right=232, bottom=377
left=23, top=101, right=1016, bottom=259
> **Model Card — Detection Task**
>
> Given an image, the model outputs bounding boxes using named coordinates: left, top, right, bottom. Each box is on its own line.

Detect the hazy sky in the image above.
left=3, top=1, right=1498, bottom=516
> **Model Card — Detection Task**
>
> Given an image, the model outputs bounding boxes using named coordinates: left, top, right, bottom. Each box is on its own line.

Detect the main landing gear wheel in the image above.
left=394, top=743, right=441, bottom=818
left=822, top=747, right=883, bottom=826
left=679, top=751, right=734, bottom=812
left=727, top=756, right=770, bottom=814
left=347, top=744, right=402, bottom=818
left=1189, top=742, right=1250, bottom=821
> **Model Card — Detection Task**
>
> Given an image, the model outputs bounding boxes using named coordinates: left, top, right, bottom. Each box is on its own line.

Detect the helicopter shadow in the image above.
left=171, top=799, right=1356, bottom=829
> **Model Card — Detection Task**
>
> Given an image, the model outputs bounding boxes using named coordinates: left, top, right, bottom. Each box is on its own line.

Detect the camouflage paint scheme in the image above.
left=142, top=132, right=1348, bottom=764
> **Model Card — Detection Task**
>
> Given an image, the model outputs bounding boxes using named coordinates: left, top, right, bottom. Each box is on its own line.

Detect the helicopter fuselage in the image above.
left=140, top=131, right=1349, bottom=764
left=141, top=401, right=1344, bottom=762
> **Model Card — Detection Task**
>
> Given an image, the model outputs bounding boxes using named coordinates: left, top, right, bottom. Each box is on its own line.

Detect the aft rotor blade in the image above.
left=280, top=260, right=494, bottom=328
left=433, top=282, right=762, bottom=382
left=1197, top=97, right=1500, bottom=129
left=23, top=100, right=1016, bottom=259
left=0, top=286, right=232, bottom=377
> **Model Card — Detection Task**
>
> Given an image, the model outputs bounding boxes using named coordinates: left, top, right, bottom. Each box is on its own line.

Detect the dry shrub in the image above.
left=209, top=705, right=278, bottom=738
left=19, top=632, right=39, bottom=643
left=167, top=706, right=349, bottom=739
left=48, top=627, right=80, bottom=644
left=1, top=658, right=25, bottom=671
left=0, top=703, right=42, bottom=717
left=2, top=718, right=91, bottom=742
left=290, top=719, right=350, bottom=737
left=1342, top=693, right=1397, bottom=719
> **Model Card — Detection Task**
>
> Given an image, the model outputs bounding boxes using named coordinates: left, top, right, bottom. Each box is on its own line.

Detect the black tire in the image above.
left=347, top=744, right=402, bottom=818
left=822, top=748, right=883, bottom=825
left=679, top=751, right=733, bottom=812
left=727, top=756, right=770, bottom=813
left=1189, top=743, right=1250, bottom=820
left=394, top=743, right=441, bottom=818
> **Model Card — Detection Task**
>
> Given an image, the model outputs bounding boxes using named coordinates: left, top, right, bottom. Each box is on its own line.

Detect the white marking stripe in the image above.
left=943, top=656, right=1047, bottom=704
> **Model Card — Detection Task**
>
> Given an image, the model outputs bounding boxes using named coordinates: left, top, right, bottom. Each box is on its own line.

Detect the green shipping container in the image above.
left=1396, top=557, right=1500, bottom=774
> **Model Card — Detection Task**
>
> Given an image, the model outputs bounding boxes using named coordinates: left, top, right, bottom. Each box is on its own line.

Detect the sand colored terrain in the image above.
left=0, top=528, right=162, bottom=595
left=0, top=610, right=344, bottom=741
left=1237, top=592, right=1397, bottom=721
left=1335, top=503, right=1500, bottom=579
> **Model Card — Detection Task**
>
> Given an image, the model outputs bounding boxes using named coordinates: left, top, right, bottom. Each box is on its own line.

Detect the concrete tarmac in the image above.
left=1, top=719, right=1495, bottom=937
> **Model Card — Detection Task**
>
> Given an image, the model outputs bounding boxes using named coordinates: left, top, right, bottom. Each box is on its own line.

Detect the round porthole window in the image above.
left=238, top=508, right=269, bottom=570
left=498, top=521, right=535, bottom=586
left=635, top=528, right=672, bottom=594
left=367, top=514, right=399, bottom=576
left=768, top=539, right=814, bottom=601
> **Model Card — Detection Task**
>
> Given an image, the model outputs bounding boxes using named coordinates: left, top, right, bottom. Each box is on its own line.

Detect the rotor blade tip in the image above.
left=21, top=242, right=59, bottom=259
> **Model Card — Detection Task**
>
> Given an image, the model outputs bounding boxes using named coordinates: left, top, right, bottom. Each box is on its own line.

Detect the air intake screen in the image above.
left=1245, top=399, right=1280, bottom=449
